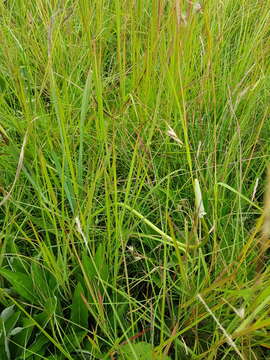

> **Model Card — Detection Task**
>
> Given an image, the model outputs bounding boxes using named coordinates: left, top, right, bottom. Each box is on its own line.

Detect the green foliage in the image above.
left=0, top=0, right=270, bottom=359
left=0, top=305, right=22, bottom=360
left=71, top=283, right=88, bottom=329
left=120, top=342, right=171, bottom=360
left=0, top=270, right=35, bottom=303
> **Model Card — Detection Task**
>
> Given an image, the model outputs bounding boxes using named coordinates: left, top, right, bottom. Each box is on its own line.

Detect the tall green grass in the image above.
left=0, top=0, right=270, bottom=359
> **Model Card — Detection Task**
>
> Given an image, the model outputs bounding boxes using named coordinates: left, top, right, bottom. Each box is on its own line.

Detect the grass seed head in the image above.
left=194, top=178, right=206, bottom=219
left=167, top=125, right=183, bottom=146
left=193, top=3, right=202, bottom=13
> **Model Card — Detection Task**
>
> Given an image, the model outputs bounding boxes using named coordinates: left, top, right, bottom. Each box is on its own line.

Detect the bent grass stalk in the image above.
left=118, top=202, right=209, bottom=252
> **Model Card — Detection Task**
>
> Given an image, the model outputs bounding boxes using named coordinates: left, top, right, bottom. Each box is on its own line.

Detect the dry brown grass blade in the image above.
left=197, top=294, right=246, bottom=360
left=0, top=130, right=28, bottom=207
left=163, top=322, right=179, bottom=357
left=175, top=0, right=181, bottom=25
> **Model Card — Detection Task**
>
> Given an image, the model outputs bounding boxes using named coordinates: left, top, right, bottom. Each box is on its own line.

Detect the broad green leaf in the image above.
left=0, top=343, right=9, bottom=360
left=25, top=298, right=57, bottom=329
left=18, top=333, right=48, bottom=359
left=0, top=319, right=10, bottom=360
left=31, top=263, right=56, bottom=302
left=71, top=283, right=88, bottom=328
left=120, top=342, right=171, bottom=360
left=4, top=311, right=20, bottom=335
left=0, top=309, right=23, bottom=360
left=34, top=297, right=58, bottom=328
left=7, top=258, right=28, bottom=275
left=95, top=243, right=109, bottom=282
left=9, top=327, right=23, bottom=336
left=82, top=251, right=95, bottom=281
left=13, top=296, right=57, bottom=358
left=11, top=317, right=34, bottom=359
left=120, top=342, right=152, bottom=359
left=62, top=330, right=87, bottom=354
left=0, top=269, right=35, bottom=303
left=0, top=306, right=15, bottom=322
left=82, top=245, right=108, bottom=286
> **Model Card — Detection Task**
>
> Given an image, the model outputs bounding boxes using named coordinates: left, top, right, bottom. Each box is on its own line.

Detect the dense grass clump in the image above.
left=0, top=1, right=270, bottom=359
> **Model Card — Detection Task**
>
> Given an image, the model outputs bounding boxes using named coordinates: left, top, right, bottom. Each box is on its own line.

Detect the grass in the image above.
left=0, top=0, right=270, bottom=359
